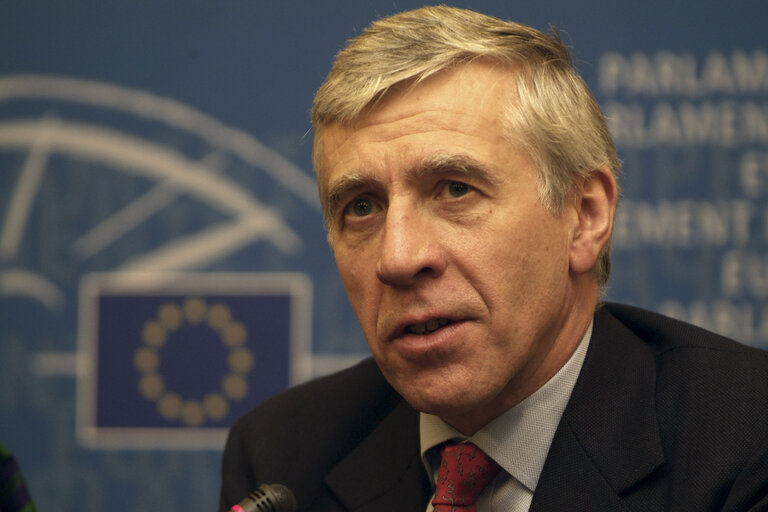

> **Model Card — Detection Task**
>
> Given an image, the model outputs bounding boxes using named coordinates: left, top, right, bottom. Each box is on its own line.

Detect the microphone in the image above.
left=229, top=483, right=297, bottom=512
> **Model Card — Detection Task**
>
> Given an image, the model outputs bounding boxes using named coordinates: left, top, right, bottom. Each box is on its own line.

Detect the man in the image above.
left=220, top=6, right=768, bottom=511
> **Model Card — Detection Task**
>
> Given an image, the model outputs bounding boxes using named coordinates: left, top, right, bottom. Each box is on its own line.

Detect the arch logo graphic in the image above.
left=0, top=74, right=326, bottom=449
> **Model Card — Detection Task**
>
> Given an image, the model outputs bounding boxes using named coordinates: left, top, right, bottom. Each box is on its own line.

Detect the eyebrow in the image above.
left=413, top=153, right=503, bottom=190
left=323, top=153, right=504, bottom=221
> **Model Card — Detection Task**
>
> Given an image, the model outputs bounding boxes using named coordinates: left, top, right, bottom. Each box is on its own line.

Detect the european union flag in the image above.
left=77, top=272, right=312, bottom=449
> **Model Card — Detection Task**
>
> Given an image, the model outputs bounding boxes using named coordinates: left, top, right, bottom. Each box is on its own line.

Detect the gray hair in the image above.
left=312, top=5, right=620, bottom=287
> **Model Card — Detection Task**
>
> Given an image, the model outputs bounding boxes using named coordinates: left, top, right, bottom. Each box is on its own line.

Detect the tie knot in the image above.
left=432, top=442, right=501, bottom=511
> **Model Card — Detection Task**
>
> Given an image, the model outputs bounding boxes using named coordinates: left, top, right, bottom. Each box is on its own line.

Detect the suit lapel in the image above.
left=531, top=307, right=665, bottom=511
left=324, top=400, right=430, bottom=512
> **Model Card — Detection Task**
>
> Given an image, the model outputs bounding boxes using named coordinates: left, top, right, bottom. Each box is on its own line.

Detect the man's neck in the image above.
left=441, top=285, right=598, bottom=435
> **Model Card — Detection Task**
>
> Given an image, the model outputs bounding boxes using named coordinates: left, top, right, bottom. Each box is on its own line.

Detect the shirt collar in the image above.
left=420, top=319, right=593, bottom=492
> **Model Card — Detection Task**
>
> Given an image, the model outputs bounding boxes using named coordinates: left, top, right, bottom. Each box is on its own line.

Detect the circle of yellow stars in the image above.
left=133, top=297, right=254, bottom=427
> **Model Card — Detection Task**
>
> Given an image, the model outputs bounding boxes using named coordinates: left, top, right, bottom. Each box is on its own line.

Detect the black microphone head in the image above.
left=232, top=483, right=296, bottom=512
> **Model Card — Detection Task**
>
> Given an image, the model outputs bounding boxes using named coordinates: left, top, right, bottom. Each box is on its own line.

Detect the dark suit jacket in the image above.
left=219, top=303, right=768, bottom=511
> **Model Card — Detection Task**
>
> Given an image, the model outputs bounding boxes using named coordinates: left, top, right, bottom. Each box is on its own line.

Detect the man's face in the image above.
left=317, top=61, right=595, bottom=434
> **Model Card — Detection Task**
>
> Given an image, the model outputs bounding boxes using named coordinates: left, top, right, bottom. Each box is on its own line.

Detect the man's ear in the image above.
left=569, top=166, right=618, bottom=275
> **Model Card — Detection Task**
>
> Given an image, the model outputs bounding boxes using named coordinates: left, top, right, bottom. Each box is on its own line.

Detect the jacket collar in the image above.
left=531, top=305, right=665, bottom=510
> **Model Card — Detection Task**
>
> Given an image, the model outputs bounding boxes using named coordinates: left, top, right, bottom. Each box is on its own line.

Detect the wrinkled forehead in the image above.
left=312, top=58, right=522, bottom=178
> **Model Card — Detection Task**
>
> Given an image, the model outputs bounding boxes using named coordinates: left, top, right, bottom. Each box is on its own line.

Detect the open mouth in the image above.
left=404, top=318, right=453, bottom=335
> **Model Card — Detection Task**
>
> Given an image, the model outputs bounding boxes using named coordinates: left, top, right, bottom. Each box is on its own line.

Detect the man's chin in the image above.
left=390, top=375, right=504, bottom=433
left=402, top=388, right=487, bottom=420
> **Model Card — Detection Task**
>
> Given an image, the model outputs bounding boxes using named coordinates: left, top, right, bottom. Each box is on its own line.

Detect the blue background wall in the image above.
left=1, top=1, right=767, bottom=510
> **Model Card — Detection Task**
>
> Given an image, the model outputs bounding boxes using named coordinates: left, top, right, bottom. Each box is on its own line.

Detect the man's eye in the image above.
left=446, top=181, right=470, bottom=198
left=347, top=197, right=377, bottom=217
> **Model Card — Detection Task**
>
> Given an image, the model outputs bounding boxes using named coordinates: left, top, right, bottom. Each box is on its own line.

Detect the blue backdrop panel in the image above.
left=0, top=1, right=766, bottom=511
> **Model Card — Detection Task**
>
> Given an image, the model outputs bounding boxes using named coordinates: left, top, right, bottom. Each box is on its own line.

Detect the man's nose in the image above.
left=375, top=201, right=446, bottom=287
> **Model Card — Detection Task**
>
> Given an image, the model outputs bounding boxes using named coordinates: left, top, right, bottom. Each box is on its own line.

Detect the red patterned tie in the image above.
left=432, top=442, right=501, bottom=511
